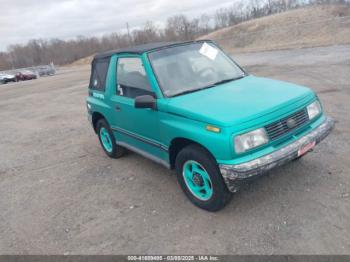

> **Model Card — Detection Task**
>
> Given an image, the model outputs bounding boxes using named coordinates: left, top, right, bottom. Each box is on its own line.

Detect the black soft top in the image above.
left=93, top=40, right=212, bottom=60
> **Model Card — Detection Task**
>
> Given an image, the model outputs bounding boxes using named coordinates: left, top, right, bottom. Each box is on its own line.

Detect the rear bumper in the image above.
left=219, top=117, right=335, bottom=192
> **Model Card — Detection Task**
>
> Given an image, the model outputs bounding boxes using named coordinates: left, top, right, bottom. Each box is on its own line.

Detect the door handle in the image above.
left=115, top=106, right=121, bottom=111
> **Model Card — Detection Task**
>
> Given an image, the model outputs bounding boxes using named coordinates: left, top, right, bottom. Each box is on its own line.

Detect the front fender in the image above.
left=160, top=112, right=231, bottom=160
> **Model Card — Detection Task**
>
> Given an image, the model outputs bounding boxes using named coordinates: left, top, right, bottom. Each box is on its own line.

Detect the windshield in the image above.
left=148, top=42, right=245, bottom=97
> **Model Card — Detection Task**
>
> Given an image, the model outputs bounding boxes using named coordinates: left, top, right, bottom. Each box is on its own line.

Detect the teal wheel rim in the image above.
left=182, top=160, right=213, bottom=201
left=100, top=127, right=113, bottom=153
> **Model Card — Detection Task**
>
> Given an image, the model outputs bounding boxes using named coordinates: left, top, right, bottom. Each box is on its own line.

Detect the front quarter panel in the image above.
left=157, top=101, right=231, bottom=160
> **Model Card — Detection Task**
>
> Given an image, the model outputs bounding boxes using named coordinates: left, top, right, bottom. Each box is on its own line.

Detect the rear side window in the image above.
left=89, top=58, right=110, bottom=90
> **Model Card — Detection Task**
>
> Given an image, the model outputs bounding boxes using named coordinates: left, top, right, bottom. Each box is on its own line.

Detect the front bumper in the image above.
left=219, top=117, right=335, bottom=192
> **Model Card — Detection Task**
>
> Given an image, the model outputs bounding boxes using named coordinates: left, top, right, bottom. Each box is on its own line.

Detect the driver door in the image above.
left=109, top=56, right=165, bottom=161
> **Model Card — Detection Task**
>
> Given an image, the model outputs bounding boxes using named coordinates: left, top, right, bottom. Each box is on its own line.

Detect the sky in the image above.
left=0, top=0, right=238, bottom=51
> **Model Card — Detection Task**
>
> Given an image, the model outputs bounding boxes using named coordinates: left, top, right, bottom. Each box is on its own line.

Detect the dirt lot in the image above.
left=0, top=45, right=349, bottom=255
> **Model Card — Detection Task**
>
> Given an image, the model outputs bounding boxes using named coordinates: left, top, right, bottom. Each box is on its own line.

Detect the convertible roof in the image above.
left=93, top=40, right=212, bottom=60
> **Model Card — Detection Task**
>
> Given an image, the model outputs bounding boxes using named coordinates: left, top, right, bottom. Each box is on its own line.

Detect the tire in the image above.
left=96, top=119, right=125, bottom=158
left=175, top=144, right=232, bottom=212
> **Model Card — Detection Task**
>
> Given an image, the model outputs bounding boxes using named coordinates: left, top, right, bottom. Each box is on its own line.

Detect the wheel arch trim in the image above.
left=168, top=137, right=216, bottom=169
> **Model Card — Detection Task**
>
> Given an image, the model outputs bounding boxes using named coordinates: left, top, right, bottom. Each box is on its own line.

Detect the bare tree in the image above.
left=165, top=15, right=192, bottom=41
left=0, top=0, right=348, bottom=70
left=214, top=8, right=230, bottom=29
left=199, top=14, right=212, bottom=34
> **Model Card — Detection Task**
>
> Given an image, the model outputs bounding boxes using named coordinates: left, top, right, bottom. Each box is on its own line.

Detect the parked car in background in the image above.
left=86, top=40, right=334, bottom=211
left=0, top=73, right=16, bottom=84
left=36, top=65, right=56, bottom=76
left=16, top=70, right=37, bottom=81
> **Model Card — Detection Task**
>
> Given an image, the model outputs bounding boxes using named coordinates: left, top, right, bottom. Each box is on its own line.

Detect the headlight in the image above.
left=307, top=100, right=321, bottom=120
left=234, top=128, right=269, bottom=153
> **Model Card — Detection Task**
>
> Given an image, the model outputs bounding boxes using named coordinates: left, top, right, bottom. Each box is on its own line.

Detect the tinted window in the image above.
left=116, top=57, right=153, bottom=98
left=89, top=58, right=110, bottom=90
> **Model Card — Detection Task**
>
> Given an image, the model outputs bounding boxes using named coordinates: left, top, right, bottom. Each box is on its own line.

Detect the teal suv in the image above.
left=86, top=40, right=334, bottom=211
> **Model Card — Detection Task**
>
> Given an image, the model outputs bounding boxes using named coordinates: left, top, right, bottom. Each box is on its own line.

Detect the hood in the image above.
left=165, top=75, right=315, bottom=127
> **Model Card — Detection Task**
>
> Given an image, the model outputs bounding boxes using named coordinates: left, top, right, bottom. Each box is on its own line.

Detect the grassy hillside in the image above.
left=67, top=4, right=350, bottom=66
left=199, top=4, right=350, bottom=53
left=68, top=55, right=94, bottom=67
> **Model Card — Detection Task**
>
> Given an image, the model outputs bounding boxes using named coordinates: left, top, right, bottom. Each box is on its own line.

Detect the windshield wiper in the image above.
left=171, top=75, right=246, bottom=97
left=171, top=88, right=205, bottom=97
left=210, top=75, right=246, bottom=86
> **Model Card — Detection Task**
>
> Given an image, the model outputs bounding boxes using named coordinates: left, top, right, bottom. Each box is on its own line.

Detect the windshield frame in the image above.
left=146, top=40, right=248, bottom=98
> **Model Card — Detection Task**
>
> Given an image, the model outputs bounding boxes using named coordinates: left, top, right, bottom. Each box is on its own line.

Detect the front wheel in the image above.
left=96, top=119, right=125, bottom=158
left=175, top=144, right=232, bottom=212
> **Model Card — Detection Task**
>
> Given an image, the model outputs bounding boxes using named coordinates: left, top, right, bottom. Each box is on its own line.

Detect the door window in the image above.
left=116, top=57, right=153, bottom=98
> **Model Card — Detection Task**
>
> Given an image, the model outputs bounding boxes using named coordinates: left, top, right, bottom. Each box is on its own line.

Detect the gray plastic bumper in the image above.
left=219, top=117, right=335, bottom=192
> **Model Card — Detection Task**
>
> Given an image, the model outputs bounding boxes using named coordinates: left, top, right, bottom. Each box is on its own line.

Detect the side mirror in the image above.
left=134, top=95, right=157, bottom=109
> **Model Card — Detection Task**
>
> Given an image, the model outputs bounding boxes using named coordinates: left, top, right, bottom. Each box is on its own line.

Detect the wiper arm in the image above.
left=171, top=75, right=246, bottom=97
left=186, top=75, right=246, bottom=94
left=171, top=88, right=203, bottom=97
left=211, top=75, right=246, bottom=86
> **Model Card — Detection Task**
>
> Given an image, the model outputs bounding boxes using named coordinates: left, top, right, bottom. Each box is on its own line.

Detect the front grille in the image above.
left=265, top=108, right=309, bottom=140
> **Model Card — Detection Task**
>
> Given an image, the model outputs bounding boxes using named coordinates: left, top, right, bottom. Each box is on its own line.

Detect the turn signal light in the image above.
left=206, top=125, right=221, bottom=133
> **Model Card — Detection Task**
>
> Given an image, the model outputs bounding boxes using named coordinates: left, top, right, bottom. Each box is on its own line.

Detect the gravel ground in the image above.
left=0, top=45, right=349, bottom=255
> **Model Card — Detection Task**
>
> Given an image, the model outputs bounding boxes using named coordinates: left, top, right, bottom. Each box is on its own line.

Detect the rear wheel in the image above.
left=96, top=119, right=125, bottom=158
left=175, top=144, right=232, bottom=212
